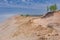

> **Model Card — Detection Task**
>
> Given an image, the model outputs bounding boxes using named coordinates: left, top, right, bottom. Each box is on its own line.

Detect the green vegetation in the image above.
left=20, top=14, right=29, bottom=17
left=50, top=4, right=57, bottom=11
left=47, top=4, right=57, bottom=12
left=20, top=14, right=43, bottom=17
left=21, top=14, right=24, bottom=16
left=25, top=14, right=29, bottom=17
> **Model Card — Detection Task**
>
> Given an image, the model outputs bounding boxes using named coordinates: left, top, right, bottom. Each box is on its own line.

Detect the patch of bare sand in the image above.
left=0, top=11, right=60, bottom=40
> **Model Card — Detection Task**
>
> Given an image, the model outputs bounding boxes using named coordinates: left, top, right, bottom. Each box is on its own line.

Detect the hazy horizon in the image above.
left=0, top=0, right=60, bottom=22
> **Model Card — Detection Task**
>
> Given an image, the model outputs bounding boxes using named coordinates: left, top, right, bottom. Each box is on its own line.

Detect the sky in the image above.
left=0, top=0, right=60, bottom=22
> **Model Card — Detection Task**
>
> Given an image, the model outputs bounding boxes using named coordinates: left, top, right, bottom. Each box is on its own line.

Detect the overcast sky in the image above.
left=0, top=0, right=60, bottom=22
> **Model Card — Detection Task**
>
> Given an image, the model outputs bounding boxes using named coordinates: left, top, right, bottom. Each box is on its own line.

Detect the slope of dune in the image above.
left=0, top=11, right=60, bottom=40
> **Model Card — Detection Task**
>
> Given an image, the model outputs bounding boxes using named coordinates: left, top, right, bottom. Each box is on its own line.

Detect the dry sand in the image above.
left=0, top=11, right=60, bottom=40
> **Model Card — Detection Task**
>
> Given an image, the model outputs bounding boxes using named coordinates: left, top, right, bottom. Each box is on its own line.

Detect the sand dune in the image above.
left=0, top=11, right=60, bottom=40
